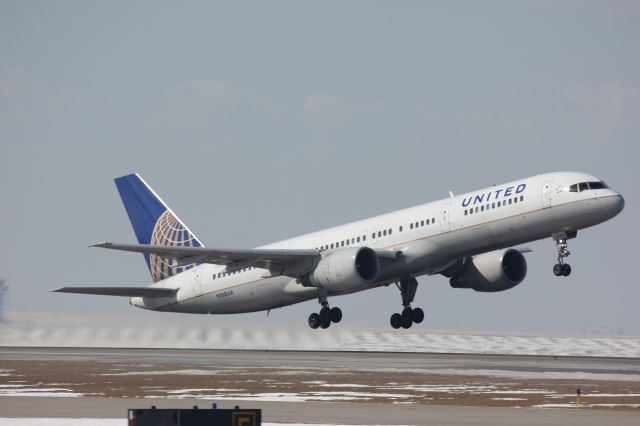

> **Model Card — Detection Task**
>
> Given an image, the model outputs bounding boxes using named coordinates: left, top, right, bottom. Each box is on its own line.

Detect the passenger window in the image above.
left=509, top=198, right=512, bottom=204
left=464, top=210, right=468, bottom=216
left=514, top=197, right=518, bottom=203
left=475, top=207, right=479, bottom=213
left=579, top=182, right=588, bottom=192
left=426, top=219, right=430, bottom=225
left=330, top=243, right=334, bottom=249
left=432, top=217, right=435, bottom=223
left=410, top=223, right=413, bottom=229
left=481, top=205, right=484, bottom=212
left=389, top=228, right=392, bottom=235
left=351, top=238, right=355, bottom=244
left=372, top=233, right=376, bottom=239
left=346, top=239, right=350, bottom=246
left=415, top=221, right=419, bottom=228
left=383, top=230, right=387, bottom=236
left=421, top=220, right=425, bottom=226
left=399, top=226, right=403, bottom=232
left=469, top=208, right=473, bottom=215
left=341, top=241, right=344, bottom=247
left=520, top=196, right=523, bottom=202
left=363, top=235, right=367, bottom=241
left=357, top=236, right=361, bottom=242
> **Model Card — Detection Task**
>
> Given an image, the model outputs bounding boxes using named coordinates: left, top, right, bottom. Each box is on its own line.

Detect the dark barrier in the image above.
left=128, top=405, right=261, bottom=426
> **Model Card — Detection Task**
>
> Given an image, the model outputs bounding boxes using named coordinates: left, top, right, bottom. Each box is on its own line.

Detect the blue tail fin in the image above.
left=114, top=173, right=204, bottom=282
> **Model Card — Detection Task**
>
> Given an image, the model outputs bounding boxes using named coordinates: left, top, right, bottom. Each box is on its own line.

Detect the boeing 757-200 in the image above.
left=54, top=172, right=624, bottom=329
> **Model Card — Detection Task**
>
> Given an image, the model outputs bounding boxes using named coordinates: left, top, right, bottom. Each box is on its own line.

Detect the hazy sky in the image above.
left=1, top=1, right=638, bottom=333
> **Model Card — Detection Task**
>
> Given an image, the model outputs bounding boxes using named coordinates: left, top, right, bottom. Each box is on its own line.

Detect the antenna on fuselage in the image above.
left=449, top=190, right=455, bottom=198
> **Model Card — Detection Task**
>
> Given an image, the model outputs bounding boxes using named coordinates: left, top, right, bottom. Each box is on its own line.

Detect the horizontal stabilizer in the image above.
left=51, top=286, right=177, bottom=298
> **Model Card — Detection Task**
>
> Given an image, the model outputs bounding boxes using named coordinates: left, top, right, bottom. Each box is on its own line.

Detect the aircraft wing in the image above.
left=52, top=286, right=177, bottom=297
left=91, top=242, right=321, bottom=277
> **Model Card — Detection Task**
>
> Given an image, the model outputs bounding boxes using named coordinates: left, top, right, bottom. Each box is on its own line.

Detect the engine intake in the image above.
left=450, top=248, right=527, bottom=292
left=302, top=247, right=380, bottom=293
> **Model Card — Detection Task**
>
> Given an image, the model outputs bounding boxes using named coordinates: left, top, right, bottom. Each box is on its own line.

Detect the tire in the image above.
left=553, top=264, right=563, bottom=276
left=308, top=313, right=320, bottom=329
left=320, top=318, right=331, bottom=329
left=402, top=307, right=413, bottom=323
left=411, top=307, right=425, bottom=324
left=319, top=306, right=331, bottom=323
left=330, top=307, right=342, bottom=323
left=562, top=264, right=571, bottom=276
left=401, top=316, right=412, bottom=329
left=390, top=313, right=403, bottom=329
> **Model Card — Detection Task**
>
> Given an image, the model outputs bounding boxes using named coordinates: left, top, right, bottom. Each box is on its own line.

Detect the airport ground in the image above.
left=0, top=347, right=639, bottom=425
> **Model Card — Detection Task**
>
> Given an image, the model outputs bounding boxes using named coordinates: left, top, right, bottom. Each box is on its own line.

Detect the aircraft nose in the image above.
left=602, top=194, right=625, bottom=216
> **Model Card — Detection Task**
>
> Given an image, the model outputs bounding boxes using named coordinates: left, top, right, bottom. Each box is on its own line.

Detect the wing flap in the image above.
left=91, top=242, right=320, bottom=276
left=51, top=286, right=177, bottom=298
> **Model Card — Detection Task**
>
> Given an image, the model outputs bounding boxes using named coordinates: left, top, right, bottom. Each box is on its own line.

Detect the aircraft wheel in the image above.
left=320, top=317, right=331, bottom=329
left=401, top=316, right=413, bottom=329
left=553, top=264, right=563, bottom=276
left=402, top=307, right=413, bottom=323
left=308, top=313, right=320, bottom=329
left=390, top=313, right=402, bottom=329
left=411, top=307, right=424, bottom=324
left=330, top=307, right=342, bottom=323
left=562, top=264, right=572, bottom=276
left=319, top=306, right=331, bottom=323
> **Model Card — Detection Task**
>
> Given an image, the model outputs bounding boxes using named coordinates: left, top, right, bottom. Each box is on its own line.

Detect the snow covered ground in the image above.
left=1, top=311, right=638, bottom=357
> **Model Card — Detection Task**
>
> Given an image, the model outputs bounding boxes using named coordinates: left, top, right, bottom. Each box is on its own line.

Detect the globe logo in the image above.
left=149, top=210, right=199, bottom=282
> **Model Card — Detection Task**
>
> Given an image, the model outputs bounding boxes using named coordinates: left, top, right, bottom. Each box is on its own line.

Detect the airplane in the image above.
left=53, top=172, right=624, bottom=329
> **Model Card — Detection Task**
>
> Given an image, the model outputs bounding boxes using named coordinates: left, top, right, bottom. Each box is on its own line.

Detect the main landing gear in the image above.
left=308, top=288, right=342, bottom=329
left=552, top=231, right=575, bottom=277
left=390, top=278, right=424, bottom=330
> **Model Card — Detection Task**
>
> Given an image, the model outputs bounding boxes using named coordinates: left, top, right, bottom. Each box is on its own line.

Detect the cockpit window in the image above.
left=570, top=181, right=609, bottom=192
left=588, top=181, right=606, bottom=190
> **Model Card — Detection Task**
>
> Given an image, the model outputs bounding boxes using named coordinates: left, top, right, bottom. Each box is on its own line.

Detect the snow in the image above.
left=2, top=311, right=639, bottom=357
left=492, top=397, right=528, bottom=401
left=364, top=368, right=640, bottom=382
left=534, top=403, right=640, bottom=409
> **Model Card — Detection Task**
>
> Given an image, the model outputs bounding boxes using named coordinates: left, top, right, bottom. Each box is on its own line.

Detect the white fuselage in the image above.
left=131, top=172, right=624, bottom=314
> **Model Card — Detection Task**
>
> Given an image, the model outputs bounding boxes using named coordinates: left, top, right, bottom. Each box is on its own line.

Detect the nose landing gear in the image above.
left=552, top=231, right=575, bottom=277
left=308, top=288, right=342, bottom=329
left=390, top=278, right=424, bottom=329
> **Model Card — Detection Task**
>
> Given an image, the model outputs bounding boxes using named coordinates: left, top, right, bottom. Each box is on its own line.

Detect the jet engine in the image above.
left=449, top=248, right=527, bottom=292
left=301, top=247, right=380, bottom=293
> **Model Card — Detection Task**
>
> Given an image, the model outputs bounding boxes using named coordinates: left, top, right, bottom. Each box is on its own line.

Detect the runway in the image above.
left=1, top=347, right=639, bottom=425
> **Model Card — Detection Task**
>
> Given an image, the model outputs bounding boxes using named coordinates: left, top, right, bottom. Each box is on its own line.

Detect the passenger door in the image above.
left=541, top=180, right=553, bottom=208
left=440, top=203, right=451, bottom=233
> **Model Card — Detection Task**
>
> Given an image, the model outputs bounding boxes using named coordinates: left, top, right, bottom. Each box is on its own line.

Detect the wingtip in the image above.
left=51, top=287, right=64, bottom=293
left=89, top=242, right=112, bottom=248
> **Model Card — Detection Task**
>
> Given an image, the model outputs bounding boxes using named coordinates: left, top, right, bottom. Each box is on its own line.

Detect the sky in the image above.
left=0, top=1, right=638, bottom=334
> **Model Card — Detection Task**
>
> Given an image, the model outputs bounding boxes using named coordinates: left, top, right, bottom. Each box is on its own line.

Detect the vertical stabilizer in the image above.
left=114, top=174, right=204, bottom=282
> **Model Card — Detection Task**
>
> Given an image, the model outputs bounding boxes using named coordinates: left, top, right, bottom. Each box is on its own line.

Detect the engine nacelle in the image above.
left=301, top=247, right=380, bottom=293
left=449, top=248, right=527, bottom=292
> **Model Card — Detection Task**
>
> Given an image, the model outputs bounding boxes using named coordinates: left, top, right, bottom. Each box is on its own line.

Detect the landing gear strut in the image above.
left=308, top=288, right=342, bottom=329
left=552, top=232, right=574, bottom=277
left=390, top=278, right=424, bottom=330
